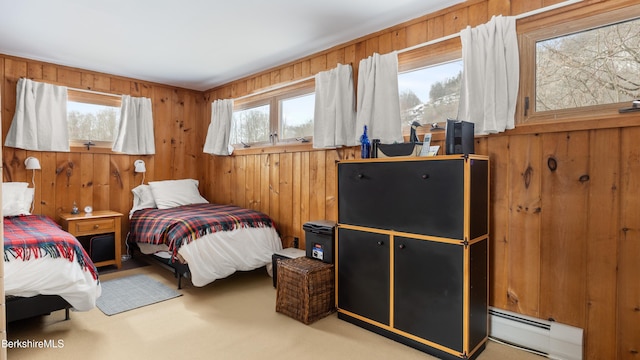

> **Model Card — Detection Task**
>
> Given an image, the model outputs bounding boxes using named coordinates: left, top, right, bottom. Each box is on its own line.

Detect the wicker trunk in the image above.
left=275, top=257, right=335, bottom=324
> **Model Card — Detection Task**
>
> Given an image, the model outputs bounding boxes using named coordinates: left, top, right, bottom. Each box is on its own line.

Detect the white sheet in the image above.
left=4, top=256, right=102, bottom=311
left=138, top=226, right=282, bottom=287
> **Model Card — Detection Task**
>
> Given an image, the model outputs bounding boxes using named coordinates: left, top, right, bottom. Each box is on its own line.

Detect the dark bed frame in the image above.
left=148, top=253, right=191, bottom=289
left=6, top=295, right=71, bottom=323
left=128, top=239, right=190, bottom=289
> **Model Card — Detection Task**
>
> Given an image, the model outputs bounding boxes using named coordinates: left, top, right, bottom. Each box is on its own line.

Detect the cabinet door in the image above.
left=468, top=238, right=488, bottom=350
left=338, top=160, right=464, bottom=239
left=393, top=236, right=464, bottom=352
left=337, top=228, right=390, bottom=325
left=469, top=158, right=489, bottom=239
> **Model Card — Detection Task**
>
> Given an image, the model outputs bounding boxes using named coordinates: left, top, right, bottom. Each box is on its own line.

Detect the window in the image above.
left=230, top=80, right=315, bottom=147
left=67, top=90, right=121, bottom=149
left=520, top=5, right=640, bottom=123
left=398, top=59, right=463, bottom=131
left=230, top=103, right=270, bottom=146
left=536, top=17, right=640, bottom=111
left=279, top=93, right=314, bottom=141
left=396, top=38, right=462, bottom=136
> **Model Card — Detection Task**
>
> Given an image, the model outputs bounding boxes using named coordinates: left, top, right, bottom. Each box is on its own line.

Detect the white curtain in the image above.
left=313, top=63, right=357, bottom=148
left=356, top=51, right=403, bottom=144
left=112, top=95, right=155, bottom=154
left=5, top=78, right=69, bottom=152
left=458, top=15, right=519, bottom=135
left=203, top=99, right=234, bottom=155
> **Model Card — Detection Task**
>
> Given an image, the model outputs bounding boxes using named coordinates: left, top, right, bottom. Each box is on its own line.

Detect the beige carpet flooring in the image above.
left=6, top=263, right=543, bottom=360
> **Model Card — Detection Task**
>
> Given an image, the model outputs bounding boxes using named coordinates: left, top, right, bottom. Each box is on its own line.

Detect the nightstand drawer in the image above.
left=74, top=218, right=116, bottom=235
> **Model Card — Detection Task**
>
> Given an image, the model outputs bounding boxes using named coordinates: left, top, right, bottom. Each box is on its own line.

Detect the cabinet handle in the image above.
left=377, top=241, right=384, bottom=246
left=93, top=224, right=100, bottom=229
left=357, top=173, right=364, bottom=179
left=421, top=174, right=429, bottom=179
left=398, top=244, right=406, bottom=249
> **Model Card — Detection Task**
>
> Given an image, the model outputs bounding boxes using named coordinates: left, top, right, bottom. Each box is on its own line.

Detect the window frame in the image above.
left=398, top=38, right=461, bottom=74
left=397, top=37, right=462, bottom=139
left=276, top=88, right=315, bottom=144
left=231, top=99, right=272, bottom=147
left=67, top=89, right=121, bottom=151
left=517, top=4, right=640, bottom=126
left=231, top=79, right=315, bottom=148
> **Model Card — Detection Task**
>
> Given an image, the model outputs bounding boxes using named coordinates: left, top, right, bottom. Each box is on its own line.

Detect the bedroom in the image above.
left=1, top=0, right=639, bottom=359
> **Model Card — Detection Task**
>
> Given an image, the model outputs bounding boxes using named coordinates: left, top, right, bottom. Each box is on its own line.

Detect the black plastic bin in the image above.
left=303, top=220, right=336, bottom=264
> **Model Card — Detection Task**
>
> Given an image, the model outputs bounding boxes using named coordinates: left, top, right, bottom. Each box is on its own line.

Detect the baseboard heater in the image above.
left=488, top=307, right=583, bottom=360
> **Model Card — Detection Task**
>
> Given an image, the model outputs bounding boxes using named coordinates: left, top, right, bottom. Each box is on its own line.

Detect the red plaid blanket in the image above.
left=3, top=215, right=98, bottom=280
left=129, top=203, right=278, bottom=258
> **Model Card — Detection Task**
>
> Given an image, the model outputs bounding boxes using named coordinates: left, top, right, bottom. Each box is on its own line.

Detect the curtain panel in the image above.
left=5, top=78, right=70, bottom=152
left=458, top=15, right=519, bottom=135
left=112, top=95, right=155, bottom=155
left=313, top=63, right=357, bottom=148
left=203, top=99, right=234, bottom=156
left=355, top=51, right=403, bottom=144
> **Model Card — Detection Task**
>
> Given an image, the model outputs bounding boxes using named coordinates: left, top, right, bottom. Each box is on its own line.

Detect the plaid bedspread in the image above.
left=129, top=203, right=277, bottom=258
left=3, top=215, right=98, bottom=280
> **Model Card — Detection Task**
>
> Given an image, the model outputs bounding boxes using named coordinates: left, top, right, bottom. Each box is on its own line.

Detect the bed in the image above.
left=127, top=179, right=282, bottom=288
left=3, top=182, right=101, bottom=322
left=4, top=215, right=102, bottom=321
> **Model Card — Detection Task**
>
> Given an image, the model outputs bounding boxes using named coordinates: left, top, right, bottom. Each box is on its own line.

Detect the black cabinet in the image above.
left=338, top=160, right=465, bottom=238
left=336, top=156, right=489, bottom=360
left=337, top=228, right=389, bottom=325
left=394, top=235, right=464, bottom=351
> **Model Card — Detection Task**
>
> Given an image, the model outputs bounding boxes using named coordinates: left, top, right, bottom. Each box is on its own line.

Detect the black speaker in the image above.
left=445, top=119, right=474, bottom=155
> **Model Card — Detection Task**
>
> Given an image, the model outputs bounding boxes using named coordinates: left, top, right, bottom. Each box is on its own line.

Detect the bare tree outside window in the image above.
left=536, top=17, right=640, bottom=111
left=230, top=105, right=270, bottom=145
left=67, top=101, right=119, bottom=143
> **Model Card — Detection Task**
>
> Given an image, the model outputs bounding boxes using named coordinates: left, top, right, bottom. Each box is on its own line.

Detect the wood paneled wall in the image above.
left=201, top=1, right=639, bottom=359
left=2, top=0, right=639, bottom=359
left=481, top=129, right=640, bottom=359
left=1, top=55, right=205, bottom=250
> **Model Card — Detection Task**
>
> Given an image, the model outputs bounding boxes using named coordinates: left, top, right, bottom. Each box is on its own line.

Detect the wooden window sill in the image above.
left=228, top=141, right=319, bottom=155
left=69, top=145, right=117, bottom=154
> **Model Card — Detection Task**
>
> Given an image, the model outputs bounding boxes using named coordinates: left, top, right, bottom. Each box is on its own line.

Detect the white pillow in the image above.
left=131, top=184, right=157, bottom=214
left=149, top=179, right=208, bottom=209
left=2, top=182, right=30, bottom=216
left=21, top=188, right=35, bottom=214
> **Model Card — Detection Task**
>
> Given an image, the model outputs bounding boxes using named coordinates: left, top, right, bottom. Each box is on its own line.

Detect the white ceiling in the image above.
left=0, top=0, right=463, bottom=91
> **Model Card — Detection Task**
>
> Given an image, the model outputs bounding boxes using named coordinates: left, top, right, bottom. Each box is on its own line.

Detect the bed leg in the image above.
left=64, top=307, right=70, bottom=321
left=172, top=267, right=183, bottom=289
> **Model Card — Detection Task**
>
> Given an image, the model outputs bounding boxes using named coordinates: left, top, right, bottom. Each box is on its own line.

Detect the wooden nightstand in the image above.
left=59, top=210, right=123, bottom=269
